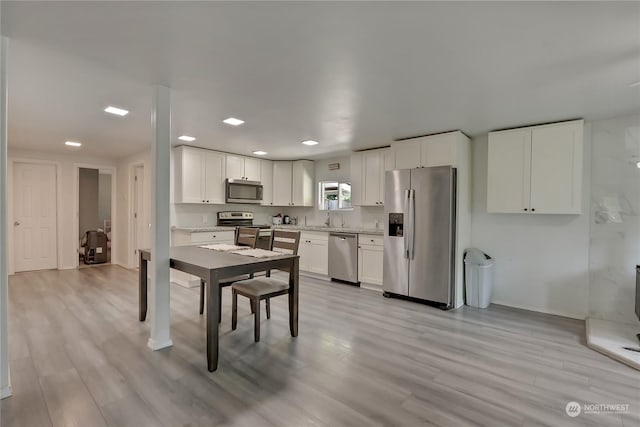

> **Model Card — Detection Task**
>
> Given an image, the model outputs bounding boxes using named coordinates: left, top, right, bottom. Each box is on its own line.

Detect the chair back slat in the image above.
left=270, top=230, right=300, bottom=255
left=235, top=227, right=259, bottom=249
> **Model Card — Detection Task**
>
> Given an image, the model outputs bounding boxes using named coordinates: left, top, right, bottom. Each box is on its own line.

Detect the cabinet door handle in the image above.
left=524, top=208, right=528, bottom=211
left=531, top=208, right=536, bottom=212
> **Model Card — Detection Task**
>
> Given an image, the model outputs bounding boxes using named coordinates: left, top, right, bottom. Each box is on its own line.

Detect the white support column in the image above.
left=147, top=85, right=173, bottom=350
left=0, top=34, right=12, bottom=399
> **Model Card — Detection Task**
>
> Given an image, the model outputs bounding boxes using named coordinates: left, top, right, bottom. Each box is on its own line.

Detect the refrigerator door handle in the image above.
left=403, top=189, right=410, bottom=259
left=409, top=188, right=416, bottom=259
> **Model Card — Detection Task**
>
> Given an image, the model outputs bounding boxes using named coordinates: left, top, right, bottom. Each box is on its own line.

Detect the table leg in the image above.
left=206, top=271, right=220, bottom=372
left=288, top=256, right=299, bottom=337
left=139, top=252, right=147, bottom=321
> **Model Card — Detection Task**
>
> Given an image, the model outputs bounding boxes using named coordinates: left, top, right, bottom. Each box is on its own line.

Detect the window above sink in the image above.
left=319, top=181, right=352, bottom=211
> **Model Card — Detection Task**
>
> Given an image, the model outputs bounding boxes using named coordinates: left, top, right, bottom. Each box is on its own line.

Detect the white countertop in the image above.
left=172, top=226, right=235, bottom=232
left=272, top=224, right=384, bottom=235
left=172, top=225, right=384, bottom=235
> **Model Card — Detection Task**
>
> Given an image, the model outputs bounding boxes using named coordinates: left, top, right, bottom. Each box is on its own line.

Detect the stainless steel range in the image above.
left=217, top=211, right=272, bottom=249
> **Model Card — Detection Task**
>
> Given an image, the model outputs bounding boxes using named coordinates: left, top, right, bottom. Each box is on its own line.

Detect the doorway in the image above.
left=75, top=165, right=116, bottom=268
left=131, top=165, right=145, bottom=268
left=12, top=162, right=58, bottom=272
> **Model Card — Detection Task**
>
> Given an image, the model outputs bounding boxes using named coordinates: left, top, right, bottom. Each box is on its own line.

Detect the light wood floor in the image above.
left=1, top=265, right=638, bottom=427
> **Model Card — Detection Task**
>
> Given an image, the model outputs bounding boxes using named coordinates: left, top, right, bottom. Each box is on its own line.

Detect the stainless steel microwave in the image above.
left=225, top=179, right=263, bottom=204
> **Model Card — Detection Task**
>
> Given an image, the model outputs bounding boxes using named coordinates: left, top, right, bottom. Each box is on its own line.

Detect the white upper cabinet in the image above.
left=174, top=146, right=204, bottom=203
left=260, top=159, right=273, bottom=206
left=421, top=133, right=458, bottom=167
left=244, top=157, right=261, bottom=181
left=292, top=160, right=314, bottom=206
left=487, top=129, right=531, bottom=213
left=272, top=161, right=293, bottom=206
left=174, top=146, right=225, bottom=204
left=350, top=152, right=363, bottom=206
left=272, top=160, right=314, bottom=206
left=392, top=131, right=463, bottom=169
left=203, top=151, right=226, bottom=204
left=225, top=155, right=261, bottom=181
left=487, top=120, right=583, bottom=214
left=393, top=140, right=421, bottom=169
left=351, top=148, right=393, bottom=207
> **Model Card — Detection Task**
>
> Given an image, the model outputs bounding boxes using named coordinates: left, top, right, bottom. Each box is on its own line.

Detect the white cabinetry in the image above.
left=298, top=231, right=328, bottom=275
left=272, top=161, right=293, bottom=206
left=260, top=159, right=273, bottom=206
left=392, top=131, right=462, bottom=169
left=273, top=160, right=314, bottom=206
left=358, top=234, right=383, bottom=289
left=350, top=148, right=393, bottom=206
left=225, top=155, right=261, bottom=181
left=487, top=120, right=583, bottom=214
left=174, top=146, right=225, bottom=204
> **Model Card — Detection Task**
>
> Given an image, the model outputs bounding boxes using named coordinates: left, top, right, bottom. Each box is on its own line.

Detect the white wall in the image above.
left=589, top=114, right=640, bottom=324
left=470, top=128, right=592, bottom=319
left=8, top=149, right=117, bottom=271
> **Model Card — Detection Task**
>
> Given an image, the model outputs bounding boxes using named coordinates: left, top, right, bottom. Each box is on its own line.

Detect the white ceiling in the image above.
left=2, top=2, right=640, bottom=160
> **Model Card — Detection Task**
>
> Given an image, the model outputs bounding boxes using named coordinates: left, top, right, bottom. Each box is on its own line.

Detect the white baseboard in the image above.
left=147, top=337, right=173, bottom=350
left=1, top=385, right=13, bottom=399
left=299, top=271, right=330, bottom=281
left=490, top=300, right=586, bottom=320
left=360, top=282, right=383, bottom=292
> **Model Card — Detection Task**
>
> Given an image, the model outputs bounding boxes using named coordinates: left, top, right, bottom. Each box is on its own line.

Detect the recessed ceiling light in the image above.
left=178, top=135, right=196, bottom=142
left=253, top=150, right=268, bottom=156
left=302, top=140, right=319, bottom=146
left=636, top=161, right=640, bottom=169
left=630, top=81, right=640, bottom=88
left=65, top=141, right=82, bottom=147
left=223, top=117, right=245, bottom=126
left=104, top=106, right=129, bottom=116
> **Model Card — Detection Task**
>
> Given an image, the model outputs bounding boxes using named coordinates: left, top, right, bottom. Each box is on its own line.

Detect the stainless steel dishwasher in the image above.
left=328, top=232, right=359, bottom=284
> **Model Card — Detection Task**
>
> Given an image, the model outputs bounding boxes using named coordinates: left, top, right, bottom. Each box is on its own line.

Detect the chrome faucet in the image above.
left=340, top=214, right=345, bottom=228
left=324, top=212, right=331, bottom=227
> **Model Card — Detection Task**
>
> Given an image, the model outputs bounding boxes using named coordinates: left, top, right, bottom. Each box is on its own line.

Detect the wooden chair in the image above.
left=231, top=230, right=300, bottom=342
left=199, top=227, right=259, bottom=321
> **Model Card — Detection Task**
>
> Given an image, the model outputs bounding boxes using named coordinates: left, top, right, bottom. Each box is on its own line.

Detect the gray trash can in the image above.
left=464, top=248, right=494, bottom=308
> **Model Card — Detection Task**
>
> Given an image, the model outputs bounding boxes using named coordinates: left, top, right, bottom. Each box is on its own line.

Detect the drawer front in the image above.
left=359, top=234, right=383, bottom=247
left=190, top=231, right=235, bottom=244
left=300, top=231, right=329, bottom=242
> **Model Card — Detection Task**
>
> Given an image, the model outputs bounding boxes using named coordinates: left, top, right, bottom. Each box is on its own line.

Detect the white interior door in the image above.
left=13, top=163, right=58, bottom=272
left=133, top=165, right=144, bottom=268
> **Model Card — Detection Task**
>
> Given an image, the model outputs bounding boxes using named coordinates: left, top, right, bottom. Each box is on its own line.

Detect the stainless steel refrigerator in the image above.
left=383, top=166, right=456, bottom=308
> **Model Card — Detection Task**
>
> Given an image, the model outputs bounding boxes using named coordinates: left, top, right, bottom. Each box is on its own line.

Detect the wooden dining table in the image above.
left=139, top=246, right=299, bottom=372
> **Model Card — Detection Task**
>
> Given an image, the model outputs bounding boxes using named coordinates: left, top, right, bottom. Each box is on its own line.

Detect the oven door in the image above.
left=226, top=179, right=263, bottom=204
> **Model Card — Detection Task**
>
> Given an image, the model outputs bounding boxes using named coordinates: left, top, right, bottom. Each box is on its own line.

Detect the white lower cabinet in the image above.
left=170, top=230, right=235, bottom=287
left=358, top=234, right=383, bottom=289
left=298, top=231, right=328, bottom=275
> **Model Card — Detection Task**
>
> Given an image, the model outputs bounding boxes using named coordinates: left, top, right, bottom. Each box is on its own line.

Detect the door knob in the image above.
left=14, top=221, right=20, bottom=226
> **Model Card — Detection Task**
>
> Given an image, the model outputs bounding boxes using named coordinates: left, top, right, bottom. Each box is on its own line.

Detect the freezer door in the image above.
left=383, top=169, right=411, bottom=296
left=408, top=166, right=455, bottom=304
